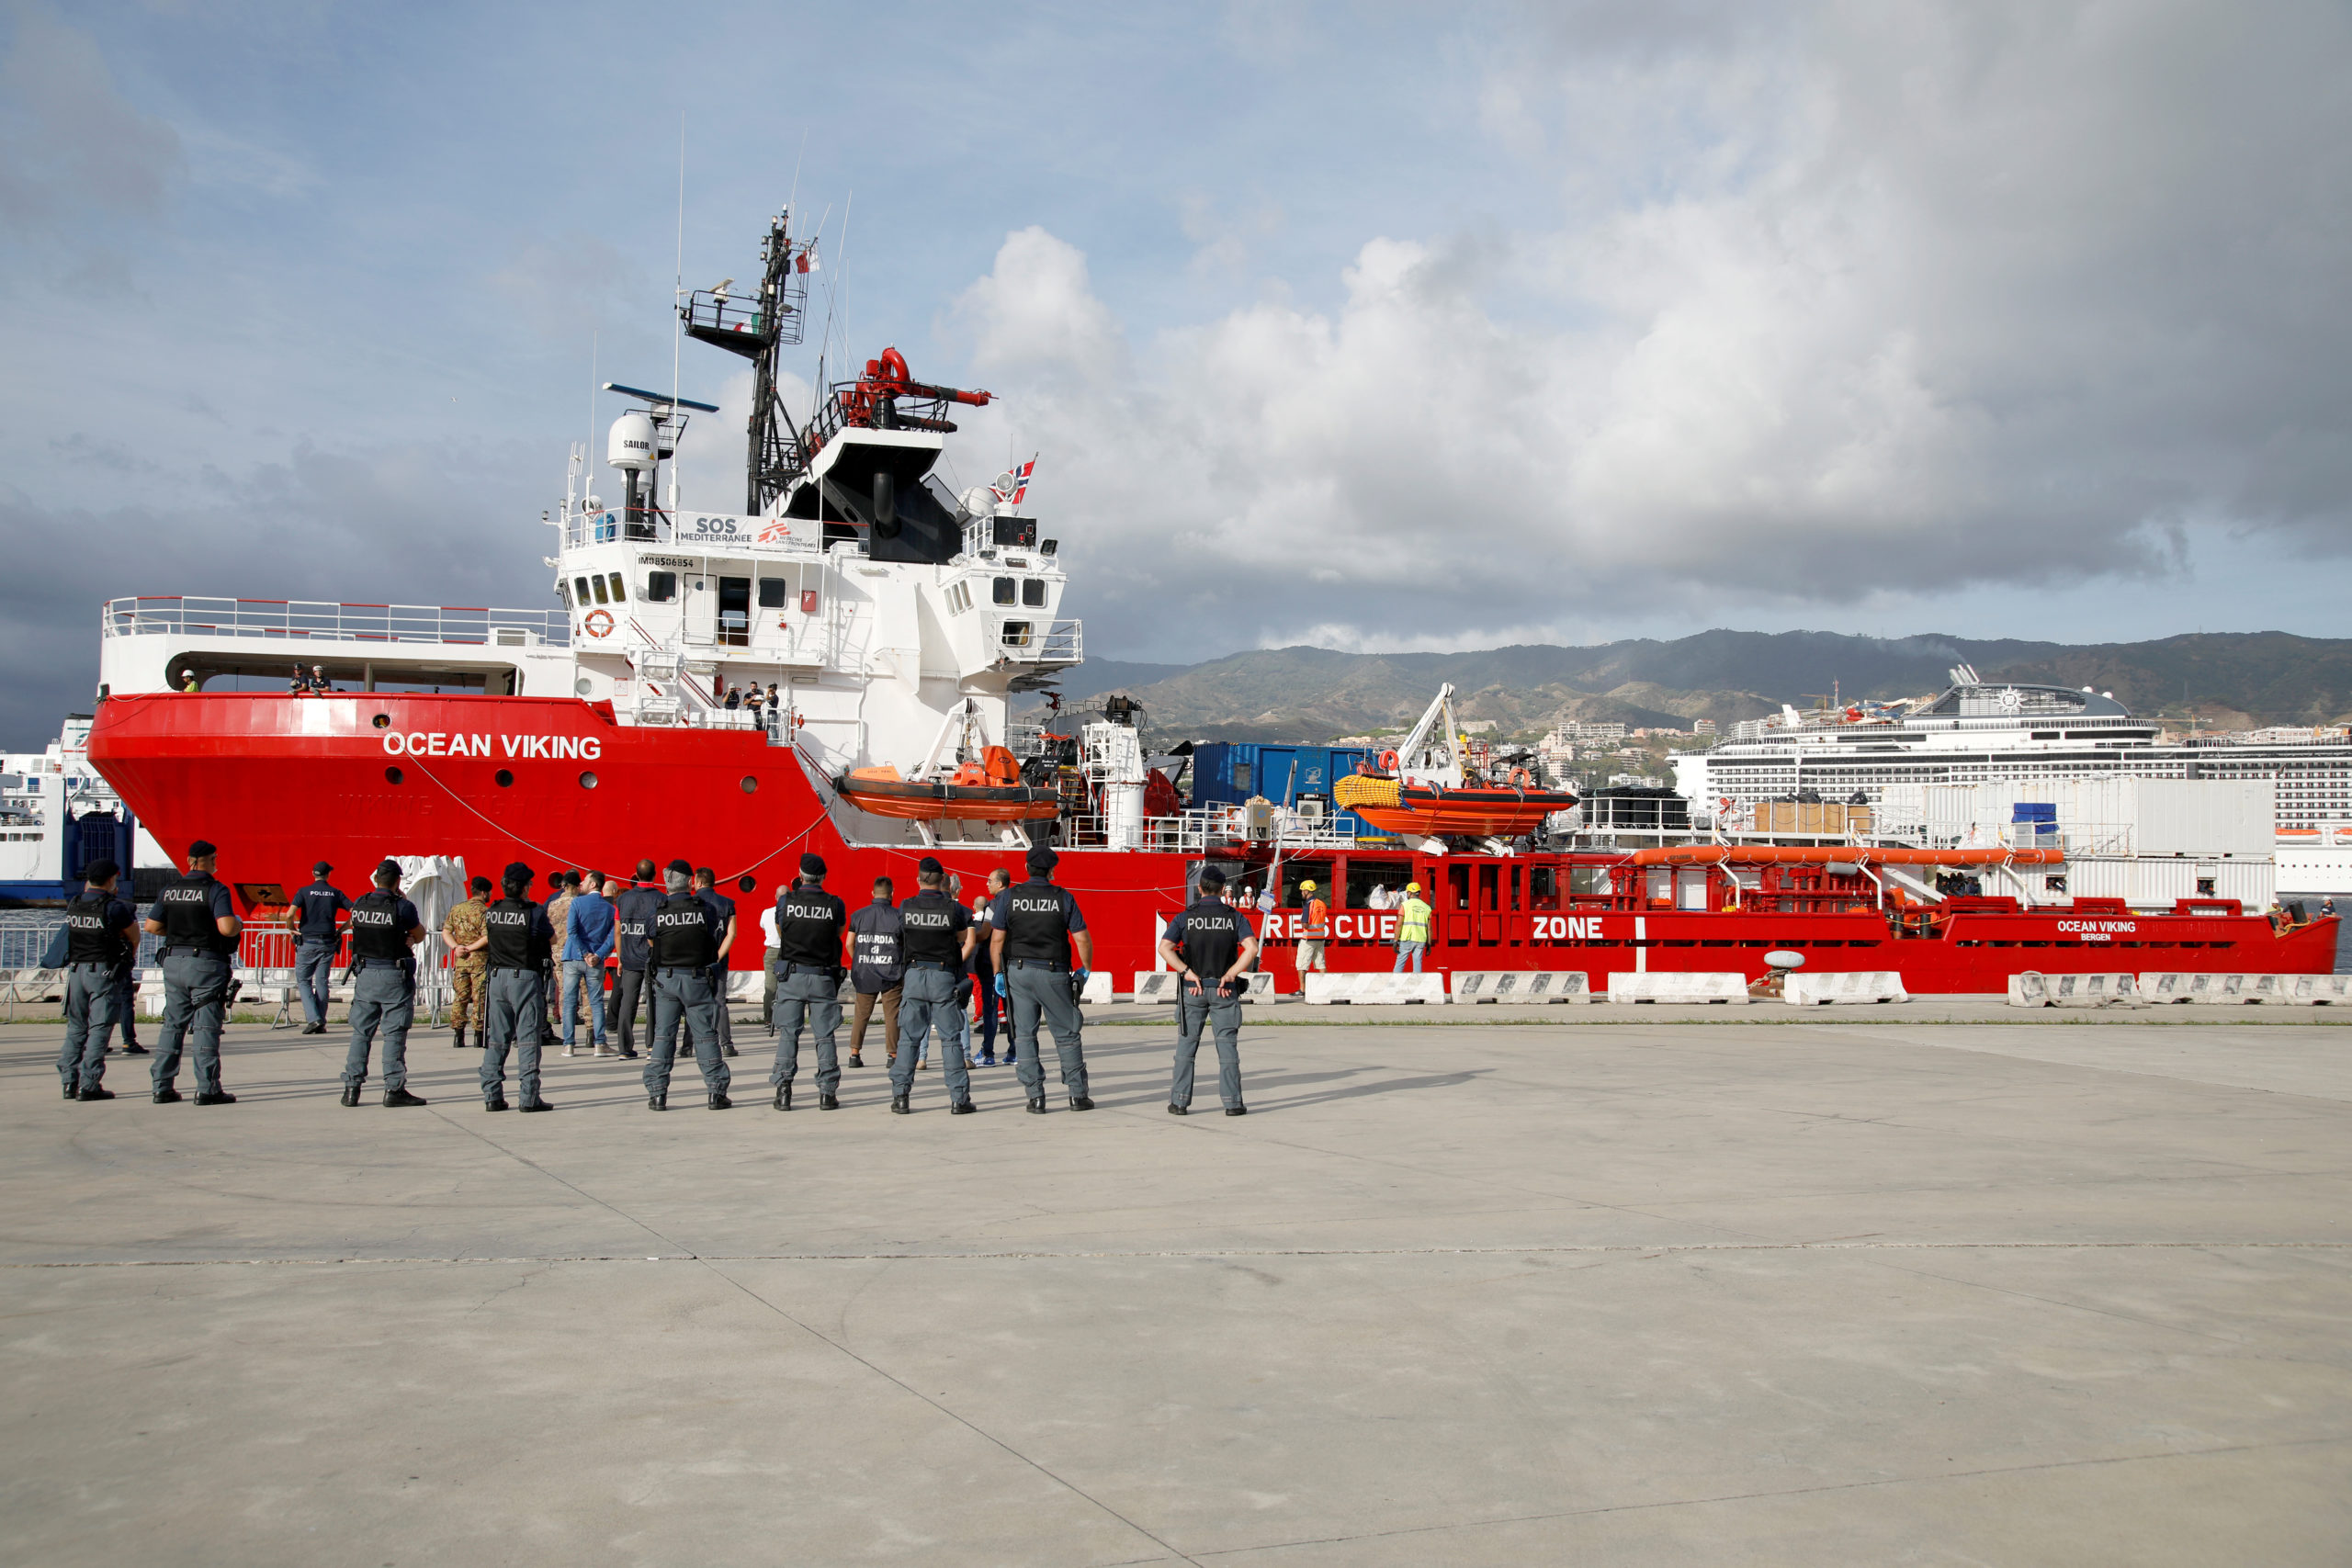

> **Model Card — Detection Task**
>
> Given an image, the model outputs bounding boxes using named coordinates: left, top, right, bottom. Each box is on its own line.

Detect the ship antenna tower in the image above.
left=682, top=210, right=808, bottom=514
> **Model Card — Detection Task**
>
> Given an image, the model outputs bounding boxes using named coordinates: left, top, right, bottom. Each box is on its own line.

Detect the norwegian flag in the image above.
left=990, top=457, right=1036, bottom=507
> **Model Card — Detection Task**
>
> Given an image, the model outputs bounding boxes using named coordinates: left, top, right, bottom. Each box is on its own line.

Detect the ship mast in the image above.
left=681, top=211, right=809, bottom=515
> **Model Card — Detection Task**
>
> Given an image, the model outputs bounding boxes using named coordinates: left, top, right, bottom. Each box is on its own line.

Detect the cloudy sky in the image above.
left=4, top=0, right=2349, bottom=747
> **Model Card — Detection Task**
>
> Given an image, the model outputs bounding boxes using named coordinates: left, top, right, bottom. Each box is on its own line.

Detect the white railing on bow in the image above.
left=102, top=597, right=570, bottom=649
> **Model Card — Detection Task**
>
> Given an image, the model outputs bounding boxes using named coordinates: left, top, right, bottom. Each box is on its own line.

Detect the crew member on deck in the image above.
left=57, top=859, right=135, bottom=1101
left=769, top=853, right=848, bottom=1111
left=285, top=862, right=350, bottom=1036
left=647, top=859, right=731, bottom=1111
left=142, top=840, right=242, bottom=1105
left=890, top=857, right=978, bottom=1114
left=1159, top=866, right=1258, bottom=1116
left=989, top=846, right=1094, bottom=1114
left=478, top=862, right=555, bottom=1112
left=341, top=860, right=428, bottom=1108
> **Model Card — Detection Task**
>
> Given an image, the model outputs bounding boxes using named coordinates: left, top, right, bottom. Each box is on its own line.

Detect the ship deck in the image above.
left=4, top=1014, right=2347, bottom=1563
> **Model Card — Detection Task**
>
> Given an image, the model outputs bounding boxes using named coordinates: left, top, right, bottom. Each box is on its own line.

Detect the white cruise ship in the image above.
left=1673, top=667, right=2352, bottom=895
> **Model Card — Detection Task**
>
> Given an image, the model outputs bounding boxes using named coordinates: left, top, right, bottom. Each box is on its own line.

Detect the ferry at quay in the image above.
left=82, top=209, right=2335, bottom=995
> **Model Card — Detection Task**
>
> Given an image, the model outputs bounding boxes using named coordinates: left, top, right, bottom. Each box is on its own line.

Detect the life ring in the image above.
left=1510, top=768, right=1532, bottom=788
left=583, top=608, right=615, bottom=638
left=1379, top=749, right=1401, bottom=773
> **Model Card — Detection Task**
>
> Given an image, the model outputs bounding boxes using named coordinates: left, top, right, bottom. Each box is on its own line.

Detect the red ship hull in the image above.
left=87, top=692, right=2338, bottom=992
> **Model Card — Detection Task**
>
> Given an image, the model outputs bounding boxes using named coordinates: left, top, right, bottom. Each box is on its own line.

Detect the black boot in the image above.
left=1026, top=1096, right=1047, bottom=1114
left=484, top=1094, right=509, bottom=1111
left=648, top=1091, right=667, bottom=1111
left=452, top=1025, right=468, bottom=1050
left=517, top=1095, right=552, bottom=1112
left=1168, top=1103, right=1189, bottom=1115
left=708, top=1091, right=731, bottom=1110
left=384, top=1087, right=427, bottom=1107
left=194, top=1091, right=236, bottom=1106
left=891, top=1092, right=910, bottom=1114
left=773, top=1084, right=791, bottom=1111
left=1069, top=1096, right=1095, bottom=1111
left=62, top=1079, right=77, bottom=1100
left=120, top=1041, right=148, bottom=1055
left=152, top=1086, right=182, bottom=1103
left=950, top=1099, right=976, bottom=1114
left=340, top=1084, right=362, bottom=1107
left=78, top=1087, right=115, bottom=1101
left=818, top=1093, right=841, bottom=1111
left=1225, top=1105, right=1249, bottom=1116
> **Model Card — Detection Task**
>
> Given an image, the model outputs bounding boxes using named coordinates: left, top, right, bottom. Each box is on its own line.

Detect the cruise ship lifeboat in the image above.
left=1335, top=765, right=1577, bottom=838
left=835, top=746, right=1058, bottom=822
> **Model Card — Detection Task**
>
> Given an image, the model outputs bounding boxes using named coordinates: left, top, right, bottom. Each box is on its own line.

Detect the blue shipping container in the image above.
left=1189, top=742, right=1376, bottom=835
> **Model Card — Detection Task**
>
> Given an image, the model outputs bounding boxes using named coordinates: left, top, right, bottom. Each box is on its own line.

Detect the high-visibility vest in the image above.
left=1397, top=897, right=1432, bottom=944
left=1303, top=897, right=1329, bottom=938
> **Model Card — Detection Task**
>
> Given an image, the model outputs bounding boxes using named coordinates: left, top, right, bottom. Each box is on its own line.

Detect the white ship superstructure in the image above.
left=1676, top=667, right=2352, bottom=893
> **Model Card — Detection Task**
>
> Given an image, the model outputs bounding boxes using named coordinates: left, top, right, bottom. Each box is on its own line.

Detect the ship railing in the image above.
left=986, top=615, right=1081, bottom=664
left=102, top=596, right=570, bottom=649
left=1052, top=808, right=1360, bottom=854
left=557, top=507, right=828, bottom=557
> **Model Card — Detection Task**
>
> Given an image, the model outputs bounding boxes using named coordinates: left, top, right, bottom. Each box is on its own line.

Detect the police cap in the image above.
left=187, top=840, right=217, bottom=859
left=1025, top=846, right=1059, bottom=874
left=917, top=855, right=944, bottom=876
left=83, top=858, right=119, bottom=884
left=799, top=852, right=827, bottom=877
left=503, top=861, right=532, bottom=885
left=1198, top=866, right=1226, bottom=891
left=667, top=857, right=693, bottom=877
left=313, top=860, right=333, bottom=874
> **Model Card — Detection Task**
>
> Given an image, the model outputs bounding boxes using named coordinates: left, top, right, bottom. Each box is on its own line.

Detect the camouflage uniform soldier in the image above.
left=443, top=874, right=492, bottom=1049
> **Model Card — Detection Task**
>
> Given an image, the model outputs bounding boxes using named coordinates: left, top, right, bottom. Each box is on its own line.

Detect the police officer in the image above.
left=284, top=861, right=350, bottom=1035
left=769, top=852, right=848, bottom=1111
left=141, top=839, right=242, bottom=1104
left=341, top=859, right=429, bottom=1107
left=648, top=858, right=731, bottom=1111
left=846, top=875, right=903, bottom=1068
left=989, top=846, right=1094, bottom=1113
left=58, top=858, right=136, bottom=1101
left=1159, top=866, right=1259, bottom=1116
left=478, top=861, right=555, bottom=1112
left=606, top=858, right=661, bottom=1060
left=692, top=866, right=740, bottom=1058
left=891, top=856, right=978, bottom=1115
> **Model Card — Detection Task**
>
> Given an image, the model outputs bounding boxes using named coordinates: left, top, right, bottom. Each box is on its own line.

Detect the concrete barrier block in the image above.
left=1079, top=972, right=1113, bottom=1005
left=1301, top=973, right=1446, bottom=1005
left=1451, top=971, right=1592, bottom=1004
left=1131, top=971, right=1180, bottom=1004
left=2010, top=971, right=2141, bottom=1008
left=1606, top=972, right=1749, bottom=1005
left=2282, top=974, right=2352, bottom=1005
left=1783, top=971, right=1908, bottom=1006
left=1238, top=972, right=1277, bottom=1003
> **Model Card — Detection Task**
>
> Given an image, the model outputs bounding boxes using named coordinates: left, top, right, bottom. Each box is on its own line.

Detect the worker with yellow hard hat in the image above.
left=1296, top=879, right=1329, bottom=976
left=1392, top=881, right=1432, bottom=974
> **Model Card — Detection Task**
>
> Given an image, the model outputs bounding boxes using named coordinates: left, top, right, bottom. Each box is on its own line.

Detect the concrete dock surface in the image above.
left=4, top=1015, right=2347, bottom=1565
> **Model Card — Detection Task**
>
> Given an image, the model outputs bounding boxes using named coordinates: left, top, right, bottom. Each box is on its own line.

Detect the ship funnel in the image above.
left=606, top=411, right=658, bottom=472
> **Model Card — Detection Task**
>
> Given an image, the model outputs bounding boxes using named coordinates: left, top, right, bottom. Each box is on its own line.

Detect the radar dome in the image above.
left=606, top=411, right=657, bottom=472
left=960, top=487, right=997, bottom=520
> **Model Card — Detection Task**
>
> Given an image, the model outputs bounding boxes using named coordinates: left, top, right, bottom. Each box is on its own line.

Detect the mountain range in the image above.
left=1035, top=631, right=2352, bottom=743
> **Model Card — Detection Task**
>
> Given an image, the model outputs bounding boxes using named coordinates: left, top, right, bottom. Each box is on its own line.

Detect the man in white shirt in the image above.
left=758, top=902, right=781, bottom=1033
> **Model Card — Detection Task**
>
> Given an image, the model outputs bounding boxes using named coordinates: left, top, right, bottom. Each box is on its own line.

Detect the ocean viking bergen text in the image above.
left=380, top=732, right=603, bottom=761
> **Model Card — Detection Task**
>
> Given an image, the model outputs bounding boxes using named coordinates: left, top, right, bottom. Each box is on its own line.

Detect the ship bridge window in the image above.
left=1022, top=579, right=1046, bottom=607
left=992, top=576, right=1016, bottom=605
left=606, top=572, right=626, bottom=603
left=757, top=578, right=789, bottom=609
left=646, top=571, right=677, bottom=604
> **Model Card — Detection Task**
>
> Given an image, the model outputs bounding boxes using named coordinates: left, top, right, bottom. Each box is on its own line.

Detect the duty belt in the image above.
left=784, top=963, right=837, bottom=977
left=655, top=965, right=707, bottom=976
left=907, top=959, right=956, bottom=970
left=350, top=957, right=414, bottom=973
left=486, top=963, right=538, bottom=972
left=161, top=946, right=226, bottom=958
left=1012, top=958, right=1069, bottom=972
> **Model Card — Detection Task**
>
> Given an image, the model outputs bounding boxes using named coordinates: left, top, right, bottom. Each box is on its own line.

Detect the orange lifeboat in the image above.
left=1335, top=769, right=1577, bottom=838
left=835, top=746, right=1057, bottom=822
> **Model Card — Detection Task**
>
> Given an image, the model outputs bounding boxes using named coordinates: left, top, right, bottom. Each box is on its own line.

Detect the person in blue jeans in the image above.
left=560, top=873, right=616, bottom=1055
left=968, top=869, right=1009, bottom=1063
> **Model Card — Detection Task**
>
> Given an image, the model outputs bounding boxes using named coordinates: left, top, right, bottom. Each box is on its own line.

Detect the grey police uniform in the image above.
left=891, top=889, right=972, bottom=1105
left=478, top=896, right=554, bottom=1104
left=149, top=872, right=238, bottom=1098
left=289, top=877, right=351, bottom=1028
left=994, top=876, right=1090, bottom=1100
left=1165, top=897, right=1254, bottom=1111
left=769, top=882, right=847, bottom=1096
left=605, top=884, right=660, bottom=1057
left=58, top=886, right=135, bottom=1096
left=696, top=886, right=737, bottom=1052
left=648, top=892, right=730, bottom=1098
left=342, top=889, right=421, bottom=1094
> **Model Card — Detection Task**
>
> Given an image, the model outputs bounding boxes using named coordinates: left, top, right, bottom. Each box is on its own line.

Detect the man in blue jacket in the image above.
left=560, top=871, right=615, bottom=1055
